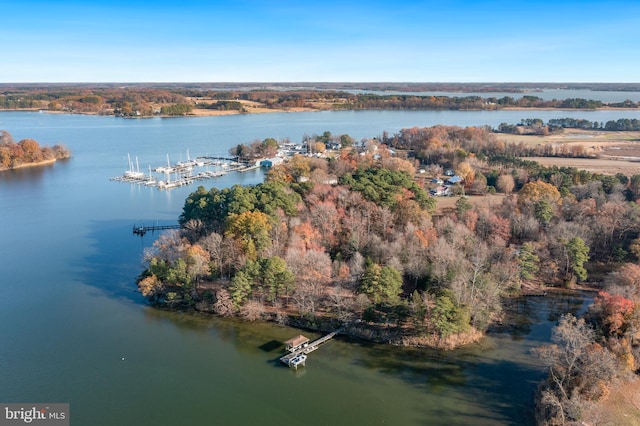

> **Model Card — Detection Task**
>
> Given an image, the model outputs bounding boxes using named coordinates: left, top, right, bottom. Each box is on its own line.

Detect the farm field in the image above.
left=496, top=129, right=640, bottom=175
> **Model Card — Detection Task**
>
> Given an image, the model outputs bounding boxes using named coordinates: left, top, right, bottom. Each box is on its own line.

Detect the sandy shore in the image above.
left=0, top=158, right=57, bottom=171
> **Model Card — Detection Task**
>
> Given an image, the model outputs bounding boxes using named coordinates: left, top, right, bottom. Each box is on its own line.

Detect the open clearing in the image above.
left=433, top=193, right=507, bottom=214
left=526, top=157, right=640, bottom=175
left=496, top=129, right=640, bottom=175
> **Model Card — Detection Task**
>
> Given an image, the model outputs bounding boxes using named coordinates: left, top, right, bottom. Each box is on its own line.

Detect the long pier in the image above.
left=132, top=224, right=181, bottom=236
left=279, top=327, right=343, bottom=368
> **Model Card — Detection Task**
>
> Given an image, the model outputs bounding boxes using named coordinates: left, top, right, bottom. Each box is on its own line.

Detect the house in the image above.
left=322, top=178, right=338, bottom=185
left=431, top=177, right=444, bottom=185
left=446, top=175, right=463, bottom=185
left=285, top=335, right=309, bottom=352
left=260, top=157, right=284, bottom=167
left=445, top=169, right=455, bottom=176
left=430, top=186, right=450, bottom=197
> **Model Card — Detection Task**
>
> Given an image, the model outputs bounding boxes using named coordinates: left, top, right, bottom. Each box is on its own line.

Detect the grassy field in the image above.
left=527, top=157, right=640, bottom=175
left=495, top=129, right=640, bottom=175
left=433, top=193, right=507, bottom=215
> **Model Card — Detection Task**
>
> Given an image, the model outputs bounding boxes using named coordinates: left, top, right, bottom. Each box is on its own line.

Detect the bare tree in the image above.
left=533, top=314, right=618, bottom=424
left=199, top=232, right=223, bottom=271
left=213, top=288, right=235, bottom=317
left=240, top=299, right=265, bottom=321
left=496, top=174, right=515, bottom=194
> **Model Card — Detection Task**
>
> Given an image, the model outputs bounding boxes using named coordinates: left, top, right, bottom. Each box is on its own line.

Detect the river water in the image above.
left=0, top=109, right=617, bottom=425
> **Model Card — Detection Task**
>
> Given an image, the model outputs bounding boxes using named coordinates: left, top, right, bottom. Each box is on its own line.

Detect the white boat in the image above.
left=123, top=154, right=146, bottom=179
left=143, top=165, right=157, bottom=185
left=288, top=353, right=307, bottom=368
left=155, top=154, right=173, bottom=173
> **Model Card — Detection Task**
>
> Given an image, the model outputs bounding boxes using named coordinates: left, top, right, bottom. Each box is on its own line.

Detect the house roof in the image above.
left=447, top=175, right=463, bottom=184
left=285, top=335, right=309, bottom=347
left=260, top=157, right=284, bottom=166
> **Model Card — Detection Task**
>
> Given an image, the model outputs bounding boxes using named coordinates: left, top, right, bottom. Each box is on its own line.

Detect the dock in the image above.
left=279, top=327, right=343, bottom=369
left=132, top=224, right=181, bottom=236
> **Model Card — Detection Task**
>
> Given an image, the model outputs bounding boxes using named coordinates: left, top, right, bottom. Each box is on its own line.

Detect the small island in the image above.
left=0, top=130, right=71, bottom=170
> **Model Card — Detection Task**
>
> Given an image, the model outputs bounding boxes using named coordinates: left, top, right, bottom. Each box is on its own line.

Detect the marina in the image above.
left=110, top=153, right=255, bottom=189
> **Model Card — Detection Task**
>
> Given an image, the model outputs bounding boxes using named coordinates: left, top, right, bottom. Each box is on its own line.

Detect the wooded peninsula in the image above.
left=0, top=130, right=70, bottom=170
left=134, top=121, right=640, bottom=424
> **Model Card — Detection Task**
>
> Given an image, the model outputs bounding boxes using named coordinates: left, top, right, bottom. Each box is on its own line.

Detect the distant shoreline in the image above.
left=1, top=104, right=638, bottom=118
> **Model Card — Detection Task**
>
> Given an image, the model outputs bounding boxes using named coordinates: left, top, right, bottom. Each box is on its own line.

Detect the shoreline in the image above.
left=0, top=157, right=58, bottom=171
left=1, top=104, right=638, bottom=118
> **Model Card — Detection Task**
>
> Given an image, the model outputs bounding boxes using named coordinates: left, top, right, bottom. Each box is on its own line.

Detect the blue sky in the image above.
left=1, top=0, right=639, bottom=82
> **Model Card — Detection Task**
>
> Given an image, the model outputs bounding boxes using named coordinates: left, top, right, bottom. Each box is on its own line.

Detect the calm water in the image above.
left=0, top=111, right=599, bottom=425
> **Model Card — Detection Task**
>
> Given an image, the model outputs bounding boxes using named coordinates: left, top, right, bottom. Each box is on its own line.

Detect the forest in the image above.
left=135, top=124, right=640, bottom=423
left=0, top=130, right=70, bottom=170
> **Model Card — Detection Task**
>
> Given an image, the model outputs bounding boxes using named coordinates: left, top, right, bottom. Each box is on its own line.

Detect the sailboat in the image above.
left=123, top=154, right=146, bottom=179
left=143, top=165, right=157, bottom=186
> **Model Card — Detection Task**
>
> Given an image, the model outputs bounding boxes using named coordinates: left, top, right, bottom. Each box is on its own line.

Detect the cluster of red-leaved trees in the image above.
left=0, top=130, right=70, bottom=170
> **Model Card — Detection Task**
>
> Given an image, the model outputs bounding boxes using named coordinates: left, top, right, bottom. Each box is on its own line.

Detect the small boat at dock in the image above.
left=287, top=354, right=307, bottom=369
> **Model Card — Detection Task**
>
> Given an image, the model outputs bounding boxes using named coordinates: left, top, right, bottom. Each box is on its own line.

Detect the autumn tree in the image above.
left=455, top=161, right=475, bottom=187
left=137, top=274, right=164, bottom=304
left=287, top=248, right=332, bottom=315
left=470, top=171, right=487, bottom=194
left=213, top=288, right=236, bottom=316
left=225, top=211, right=272, bottom=260
left=18, top=139, right=43, bottom=163
left=287, top=154, right=311, bottom=181
left=517, top=180, right=561, bottom=215
left=496, top=174, right=515, bottom=194
left=590, top=291, right=636, bottom=338
left=604, top=262, right=640, bottom=300
left=184, top=244, right=210, bottom=285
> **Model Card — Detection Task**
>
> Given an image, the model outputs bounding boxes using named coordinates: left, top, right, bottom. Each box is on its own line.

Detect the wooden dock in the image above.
left=132, top=224, right=181, bottom=236
left=280, top=327, right=343, bottom=368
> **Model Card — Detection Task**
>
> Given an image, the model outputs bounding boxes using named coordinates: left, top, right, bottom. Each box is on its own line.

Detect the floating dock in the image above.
left=280, top=327, right=343, bottom=369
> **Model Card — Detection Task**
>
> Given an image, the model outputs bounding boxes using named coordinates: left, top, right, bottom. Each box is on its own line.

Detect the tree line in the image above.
left=497, top=117, right=640, bottom=134
left=2, top=87, right=638, bottom=116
